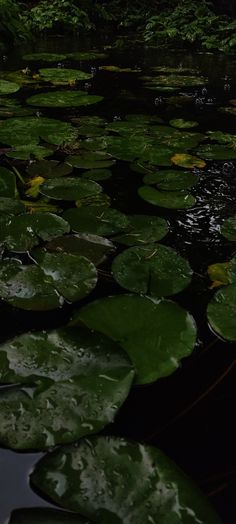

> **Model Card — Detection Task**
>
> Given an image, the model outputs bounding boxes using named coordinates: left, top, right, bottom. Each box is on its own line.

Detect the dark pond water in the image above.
left=0, top=35, right=236, bottom=523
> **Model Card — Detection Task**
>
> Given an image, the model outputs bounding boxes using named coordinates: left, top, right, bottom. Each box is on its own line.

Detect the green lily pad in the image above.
left=22, top=53, right=67, bottom=61
left=31, top=436, right=221, bottom=524
left=113, top=215, right=168, bottom=245
left=0, top=117, right=78, bottom=147
left=138, top=185, right=196, bottom=209
left=10, top=508, right=91, bottom=524
left=220, top=216, right=236, bottom=240
left=143, top=169, right=198, bottom=190
left=0, top=213, right=70, bottom=252
left=0, top=197, right=25, bottom=216
left=152, top=66, right=198, bottom=74
left=66, top=152, right=115, bottom=170
left=63, top=207, right=129, bottom=237
left=112, top=244, right=192, bottom=297
left=100, top=65, right=141, bottom=73
left=68, top=51, right=107, bottom=61
left=106, top=135, right=173, bottom=166
left=144, top=74, right=207, bottom=87
left=0, top=328, right=133, bottom=448
left=80, top=169, right=112, bottom=181
left=0, top=80, right=20, bottom=94
left=32, top=250, right=97, bottom=302
left=27, top=160, right=73, bottom=179
left=6, top=144, right=54, bottom=160
left=76, top=192, right=111, bottom=209
left=44, top=233, right=115, bottom=266
left=218, top=107, right=236, bottom=116
left=27, top=91, right=104, bottom=108
left=169, top=119, right=198, bottom=129
left=40, top=178, right=102, bottom=201
left=0, top=167, right=17, bottom=197
left=208, top=256, right=236, bottom=286
left=197, top=144, right=236, bottom=160
left=207, top=131, right=236, bottom=146
left=207, top=283, right=236, bottom=341
left=71, top=294, right=197, bottom=384
left=0, top=70, right=36, bottom=86
left=39, top=68, right=92, bottom=83
left=171, top=153, right=206, bottom=168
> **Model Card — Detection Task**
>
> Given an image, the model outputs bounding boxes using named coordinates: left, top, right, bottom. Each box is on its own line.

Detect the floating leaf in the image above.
left=197, top=144, right=236, bottom=160
left=71, top=294, right=197, bottom=384
left=207, top=284, right=236, bottom=341
left=113, top=215, right=168, bottom=245
left=218, top=106, right=236, bottom=116
left=39, top=68, right=92, bottom=83
left=27, top=160, right=73, bottom=179
left=31, top=436, right=221, bottom=524
left=143, top=169, right=198, bottom=190
left=220, top=216, right=236, bottom=240
left=143, top=74, right=207, bottom=87
left=112, top=244, right=192, bottom=297
left=208, top=257, right=236, bottom=286
left=22, top=53, right=67, bottom=61
left=10, top=508, right=90, bottom=524
left=68, top=51, right=107, bottom=61
left=45, top=233, right=115, bottom=266
left=80, top=168, right=112, bottom=181
left=99, top=65, right=141, bottom=73
left=27, top=91, right=104, bottom=108
left=171, top=153, right=206, bottom=168
left=63, top=207, right=129, bottom=236
left=207, top=131, right=236, bottom=146
left=0, top=117, right=78, bottom=147
left=138, top=185, right=196, bottom=209
left=66, top=152, right=115, bottom=170
left=169, top=119, right=198, bottom=129
left=75, top=192, right=111, bottom=209
left=40, top=178, right=102, bottom=201
left=0, top=197, right=25, bottom=216
left=0, top=328, right=133, bottom=448
left=32, top=250, right=97, bottom=302
left=0, top=167, right=17, bottom=197
left=6, top=144, right=53, bottom=160
left=0, top=80, right=20, bottom=94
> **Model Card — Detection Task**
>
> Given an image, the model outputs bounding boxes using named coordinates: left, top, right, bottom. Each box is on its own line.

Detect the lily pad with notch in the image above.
left=27, top=91, right=104, bottom=108
left=112, top=244, right=192, bottom=297
left=80, top=169, right=112, bottom=181
left=0, top=80, right=20, bottom=94
left=27, top=160, right=73, bottom=179
left=138, top=185, right=196, bottom=209
left=66, top=152, right=115, bottom=170
left=31, top=436, right=221, bottom=524
left=63, top=207, right=129, bottom=236
left=0, top=327, right=134, bottom=448
left=143, top=169, right=198, bottom=190
left=207, top=283, right=236, bottom=341
left=40, top=178, right=102, bottom=201
left=113, top=214, right=168, bottom=245
left=0, top=117, right=78, bottom=147
left=71, top=294, right=197, bottom=384
left=22, top=53, right=67, bottom=61
left=39, top=68, right=92, bottom=83
left=0, top=198, right=25, bottom=217
left=6, top=144, right=54, bottom=160
left=44, top=233, right=115, bottom=266
left=197, top=144, right=236, bottom=160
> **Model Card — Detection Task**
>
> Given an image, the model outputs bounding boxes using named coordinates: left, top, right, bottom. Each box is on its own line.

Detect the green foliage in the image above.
left=0, top=0, right=30, bottom=43
left=23, top=0, right=93, bottom=33
left=144, top=0, right=236, bottom=53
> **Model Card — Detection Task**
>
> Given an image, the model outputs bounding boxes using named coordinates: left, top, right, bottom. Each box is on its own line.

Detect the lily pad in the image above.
left=31, top=436, right=221, bottom=524
left=80, top=169, right=112, bottom=181
left=144, top=74, right=207, bottom=87
left=27, top=91, right=104, bottom=108
left=197, top=144, right=236, bottom=160
left=171, top=153, right=206, bottom=168
left=100, top=65, right=141, bottom=73
left=219, top=107, right=236, bottom=116
left=207, top=284, right=236, bottom=341
left=0, top=80, right=20, bottom=94
left=0, top=328, right=133, bottom=448
left=0, top=197, right=25, bottom=216
left=27, top=160, right=73, bottom=179
left=71, top=294, right=197, bottom=384
left=0, top=117, right=78, bottom=147
left=169, top=119, right=198, bottom=129
left=208, top=257, right=236, bottom=286
left=113, top=214, right=168, bottom=245
left=112, top=244, right=192, bottom=297
left=40, top=178, right=102, bottom=201
left=0, top=167, right=17, bottom=197
left=22, top=53, right=67, bottom=61
left=10, top=508, right=91, bottom=524
left=66, top=152, right=115, bottom=170
left=32, top=250, right=97, bottom=302
left=63, top=207, right=129, bottom=236
left=0, top=213, right=70, bottom=252
left=44, top=233, right=115, bottom=266
left=68, top=51, right=107, bottom=61
left=143, top=169, right=198, bottom=190
left=39, top=68, right=92, bottom=83
left=138, top=185, right=196, bottom=209
left=220, top=216, right=236, bottom=240
left=7, top=144, right=53, bottom=160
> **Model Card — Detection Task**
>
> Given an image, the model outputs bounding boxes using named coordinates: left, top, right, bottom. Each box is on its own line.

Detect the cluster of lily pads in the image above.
left=1, top=57, right=235, bottom=523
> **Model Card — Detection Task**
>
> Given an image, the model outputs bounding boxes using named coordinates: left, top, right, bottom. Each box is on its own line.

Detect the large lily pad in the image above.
left=0, top=213, right=70, bottom=252
left=68, top=51, right=107, bottom=61
left=71, top=294, right=197, bottom=384
left=63, top=207, right=129, bottom=236
left=143, top=74, right=207, bottom=87
left=0, top=197, right=25, bottom=216
left=113, top=214, right=168, bottom=245
left=27, top=91, right=104, bottom=108
left=44, top=233, right=115, bottom=266
left=171, top=153, right=206, bottom=168
left=39, top=68, right=92, bottom=83
left=31, top=436, right=220, bottom=524
left=220, top=216, right=236, bottom=240
left=0, top=167, right=17, bottom=197
left=0, top=79, right=20, bottom=94
left=22, top=53, right=67, bottom=61
left=27, top=160, right=73, bottom=179
left=169, top=118, right=198, bottom=129
left=81, top=169, right=112, bottom=181
left=143, top=169, right=198, bottom=190
left=6, top=144, right=54, bottom=160
left=207, top=284, right=236, bottom=341
left=0, top=117, right=78, bottom=147
left=138, top=185, right=196, bottom=209
left=40, top=178, right=102, bottom=201
left=112, top=244, right=192, bottom=297
left=0, top=328, right=134, bottom=448
left=10, top=508, right=91, bottom=524
left=197, top=144, right=236, bottom=160
left=66, top=152, right=115, bottom=170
